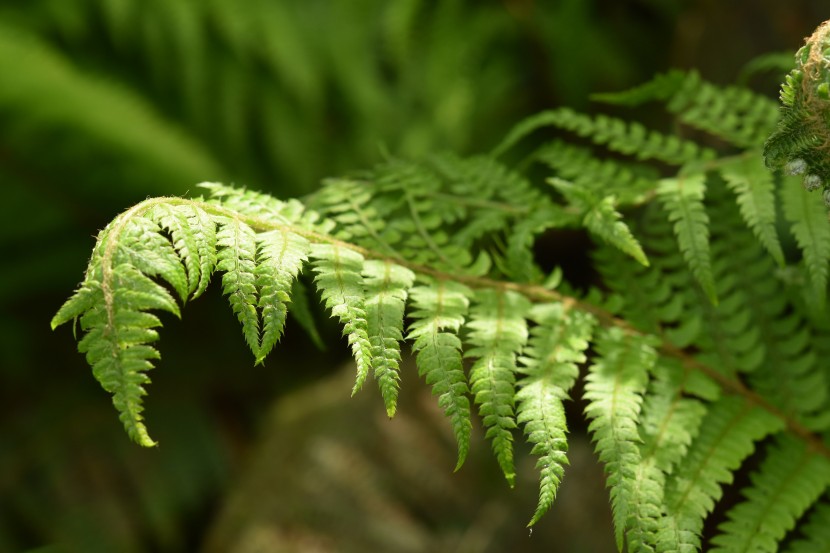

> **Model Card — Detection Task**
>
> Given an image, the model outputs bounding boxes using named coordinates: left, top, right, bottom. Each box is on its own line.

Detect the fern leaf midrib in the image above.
left=102, top=196, right=830, bottom=464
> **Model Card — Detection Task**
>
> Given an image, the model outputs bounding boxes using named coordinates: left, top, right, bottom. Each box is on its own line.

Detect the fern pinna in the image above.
left=54, top=20, right=830, bottom=553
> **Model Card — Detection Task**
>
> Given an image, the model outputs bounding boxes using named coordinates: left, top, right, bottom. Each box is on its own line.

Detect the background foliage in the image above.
left=3, top=1, right=829, bottom=551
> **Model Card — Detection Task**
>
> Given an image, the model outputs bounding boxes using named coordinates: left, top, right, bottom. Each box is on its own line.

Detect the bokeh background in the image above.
left=1, top=1, right=827, bottom=552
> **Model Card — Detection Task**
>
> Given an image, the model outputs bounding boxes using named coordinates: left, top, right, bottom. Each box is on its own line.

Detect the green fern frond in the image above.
left=254, top=229, right=309, bottom=364
left=780, top=176, right=830, bottom=308
left=407, top=279, right=474, bottom=470
left=465, top=288, right=531, bottom=487
left=362, top=260, right=416, bottom=417
left=595, top=70, right=780, bottom=148
left=517, top=302, right=595, bottom=526
left=710, top=435, right=830, bottom=553
left=216, top=216, right=260, bottom=355
left=533, top=140, right=658, bottom=206
left=718, top=155, right=785, bottom=266
left=583, top=327, right=656, bottom=551
left=659, top=396, right=785, bottom=552
left=52, top=204, right=195, bottom=447
left=657, top=173, right=718, bottom=304
left=309, top=243, right=373, bottom=394
left=551, top=178, right=649, bottom=266
left=496, top=108, right=715, bottom=165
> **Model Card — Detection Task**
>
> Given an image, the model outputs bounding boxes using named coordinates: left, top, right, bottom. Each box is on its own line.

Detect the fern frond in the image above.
left=710, top=435, right=830, bottom=553
left=583, top=327, right=655, bottom=551
left=551, top=178, right=649, bottom=266
left=148, top=203, right=218, bottom=299
left=496, top=108, right=715, bottom=165
left=534, top=140, right=659, bottom=206
left=657, top=173, right=718, bottom=304
left=465, top=289, right=531, bottom=487
left=362, top=260, right=415, bottom=417
left=659, top=396, right=785, bottom=552
left=407, top=279, right=474, bottom=469
left=52, top=204, right=194, bottom=447
left=254, top=229, right=309, bottom=364
left=517, top=302, right=595, bottom=526
left=595, top=70, right=780, bottom=148
left=215, top=216, right=260, bottom=355
left=718, top=155, right=785, bottom=266
left=309, top=243, right=372, bottom=394
left=780, top=176, right=830, bottom=308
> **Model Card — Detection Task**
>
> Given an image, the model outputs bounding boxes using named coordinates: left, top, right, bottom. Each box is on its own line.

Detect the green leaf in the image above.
left=254, top=229, right=309, bottom=364
left=309, top=243, right=372, bottom=393
left=216, top=216, right=260, bottom=356
left=583, top=327, right=655, bottom=551
left=362, top=260, right=415, bottom=417
left=407, top=279, right=473, bottom=470
left=517, top=302, right=595, bottom=525
left=466, top=289, right=531, bottom=487
left=719, top=155, right=785, bottom=266
left=657, top=173, right=718, bottom=304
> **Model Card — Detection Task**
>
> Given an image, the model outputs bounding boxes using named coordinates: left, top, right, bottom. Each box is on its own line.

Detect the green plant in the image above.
left=53, top=20, right=830, bottom=553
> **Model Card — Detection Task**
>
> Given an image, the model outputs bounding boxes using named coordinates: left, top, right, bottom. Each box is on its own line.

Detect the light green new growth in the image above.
left=406, top=279, right=473, bottom=470
left=309, top=243, right=373, bottom=394
left=465, top=288, right=530, bottom=486
left=53, top=28, right=830, bottom=551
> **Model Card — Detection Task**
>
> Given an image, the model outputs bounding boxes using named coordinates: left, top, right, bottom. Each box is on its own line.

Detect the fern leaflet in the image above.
left=407, top=279, right=473, bottom=469
left=466, top=288, right=530, bottom=487
left=517, top=302, right=595, bottom=526
left=362, top=260, right=415, bottom=417
left=718, top=155, right=785, bottom=266
left=309, top=243, right=373, bottom=394
left=657, top=173, right=718, bottom=304
left=254, top=229, right=309, bottom=363
left=583, top=326, right=656, bottom=551
left=216, top=216, right=260, bottom=355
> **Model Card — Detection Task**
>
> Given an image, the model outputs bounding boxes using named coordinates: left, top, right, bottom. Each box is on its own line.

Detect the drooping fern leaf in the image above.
left=216, top=216, right=260, bottom=356
left=406, top=279, right=473, bottom=470
left=583, top=326, right=656, bottom=551
left=516, top=302, right=595, bottom=526
left=309, top=243, right=373, bottom=394
left=254, top=229, right=309, bottom=364
left=362, top=260, right=415, bottom=417
left=465, top=288, right=531, bottom=487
